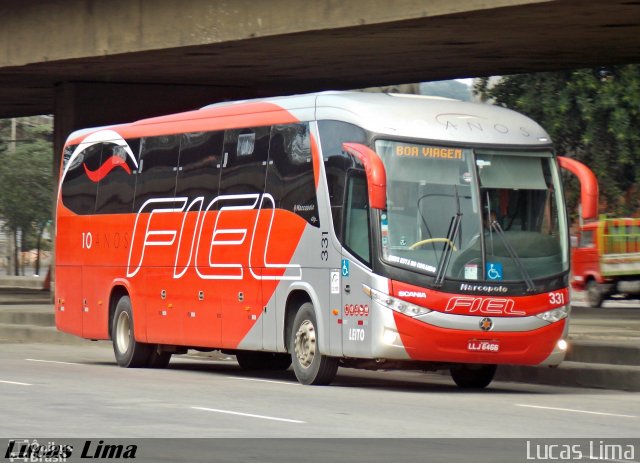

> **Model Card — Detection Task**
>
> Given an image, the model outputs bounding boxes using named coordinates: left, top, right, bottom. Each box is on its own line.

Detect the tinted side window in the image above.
left=317, top=121, right=367, bottom=238
left=266, top=123, right=319, bottom=226
left=176, top=131, right=224, bottom=201
left=220, top=127, right=269, bottom=196
left=95, top=139, right=139, bottom=214
left=344, top=172, right=371, bottom=265
left=133, top=135, right=180, bottom=211
left=61, top=143, right=102, bottom=215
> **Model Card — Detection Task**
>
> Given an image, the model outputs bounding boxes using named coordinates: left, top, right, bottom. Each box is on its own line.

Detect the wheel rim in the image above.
left=294, top=320, right=316, bottom=369
left=115, top=311, right=131, bottom=354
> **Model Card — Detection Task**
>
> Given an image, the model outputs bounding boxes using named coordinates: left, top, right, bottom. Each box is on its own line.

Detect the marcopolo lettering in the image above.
left=460, top=283, right=508, bottom=293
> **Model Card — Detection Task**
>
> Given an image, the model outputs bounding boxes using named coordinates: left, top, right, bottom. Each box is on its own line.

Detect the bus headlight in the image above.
left=536, top=305, right=570, bottom=323
left=557, top=339, right=568, bottom=351
left=363, top=285, right=431, bottom=317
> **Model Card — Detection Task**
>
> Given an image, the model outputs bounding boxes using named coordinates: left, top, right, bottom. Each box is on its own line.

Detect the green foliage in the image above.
left=474, top=65, right=640, bottom=217
left=0, top=120, right=53, bottom=242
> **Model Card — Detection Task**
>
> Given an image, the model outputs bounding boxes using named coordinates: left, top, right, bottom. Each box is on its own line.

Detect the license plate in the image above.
left=467, top=339, right=500, bottom=353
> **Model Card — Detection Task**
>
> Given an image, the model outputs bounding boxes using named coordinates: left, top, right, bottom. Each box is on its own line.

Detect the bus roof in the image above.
left=314, top=92, right=551, bottom=147
left=66, top=91, right=551, bottom=148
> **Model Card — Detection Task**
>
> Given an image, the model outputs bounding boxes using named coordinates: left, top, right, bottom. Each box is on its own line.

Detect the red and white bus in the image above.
left=55, top=91, right=570, bottom=387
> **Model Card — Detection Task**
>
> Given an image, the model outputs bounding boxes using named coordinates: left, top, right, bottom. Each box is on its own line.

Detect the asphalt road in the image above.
left=1, top=288, right=639, bottom=462
left=0, top=342, right=638, bottom=440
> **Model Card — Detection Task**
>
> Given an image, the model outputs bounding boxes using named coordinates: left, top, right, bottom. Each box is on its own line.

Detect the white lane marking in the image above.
left=191, top=406, right=305, bottom=424
left=0, top=380, right=32, bottom=386
left=515, top=404, right=636, bottom=418
left=25, top=358, right=83, bottom=366
left=229, top=376, right=300, bottom=386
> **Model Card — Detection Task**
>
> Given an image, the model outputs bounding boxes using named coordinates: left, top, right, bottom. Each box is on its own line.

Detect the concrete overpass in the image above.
left=1, top=0, right=639, bottom=152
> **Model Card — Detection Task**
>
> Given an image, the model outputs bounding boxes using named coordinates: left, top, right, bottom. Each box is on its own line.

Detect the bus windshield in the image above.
left=375, top=141, right=568, bottom=283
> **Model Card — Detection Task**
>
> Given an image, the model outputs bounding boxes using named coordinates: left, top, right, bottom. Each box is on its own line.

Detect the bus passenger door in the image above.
left=341, top=173, right=374, bottom=358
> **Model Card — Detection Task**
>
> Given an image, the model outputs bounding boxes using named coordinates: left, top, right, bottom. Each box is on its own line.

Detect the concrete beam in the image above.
left=0, top=0, right=545, bottom=67
left=0, top=0, right=638, bottom=118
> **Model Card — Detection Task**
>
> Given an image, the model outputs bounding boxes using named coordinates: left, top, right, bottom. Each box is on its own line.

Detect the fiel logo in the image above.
left=61, top=129, right=138, bottom=188
left=445, top=296, right=524, bottom=315
left=84, top=151, right=132, bottom=182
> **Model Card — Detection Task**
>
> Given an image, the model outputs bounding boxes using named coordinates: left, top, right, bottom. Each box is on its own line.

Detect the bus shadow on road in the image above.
left=164, top=359, right=563, bottom=394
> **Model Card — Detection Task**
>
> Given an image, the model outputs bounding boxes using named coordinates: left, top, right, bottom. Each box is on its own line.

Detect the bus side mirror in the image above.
left=557, top=156, right=599, bottom=221
left=342, top=143, right=387, bottom=210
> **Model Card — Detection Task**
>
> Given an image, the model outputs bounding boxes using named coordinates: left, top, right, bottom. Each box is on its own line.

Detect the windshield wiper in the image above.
left=489, top=220, right=536, bottom=292
left=434, top=186, right=461, bottom=287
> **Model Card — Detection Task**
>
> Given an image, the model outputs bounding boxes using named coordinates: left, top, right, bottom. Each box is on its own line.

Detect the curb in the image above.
left=0, top=323, right=90, bottom=345
left=567, top=340, right=639, bottom=366
left=496, top=362, right=640, bottom=392
left=0, top=277, right=46, bottom=290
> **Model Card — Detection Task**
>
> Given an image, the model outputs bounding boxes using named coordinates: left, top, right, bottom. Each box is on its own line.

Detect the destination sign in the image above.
left=395, top=143, right=463, bottom=160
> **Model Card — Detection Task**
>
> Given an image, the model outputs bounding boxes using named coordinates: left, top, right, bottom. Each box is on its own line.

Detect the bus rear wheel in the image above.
left=289, top=302, right=338, bottom=385
left=112, top=295, right=152, bottom=368
left=449, top=363, right=496, bottom=389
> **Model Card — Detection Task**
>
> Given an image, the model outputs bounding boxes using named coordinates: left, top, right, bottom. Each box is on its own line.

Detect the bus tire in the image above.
left=586, top=280, right=603, bottom=308
left=289, top=302, right=338, bottom=385
left=236, top=351, right=292, bottom=371
left=112, top=295, right=152, bottom=368
left=449, top=363, right=496, bottom=389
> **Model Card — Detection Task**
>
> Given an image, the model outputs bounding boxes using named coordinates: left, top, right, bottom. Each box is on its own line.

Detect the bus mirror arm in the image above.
left=342, top=143, right=387, bottom=210
left=557, top=156, right=599, bottom=221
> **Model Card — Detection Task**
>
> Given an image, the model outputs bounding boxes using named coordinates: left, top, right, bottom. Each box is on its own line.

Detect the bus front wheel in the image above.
left=449, top=363, right=496, bottom=389
left=289, top=302, right=338, bottom=385
left=112, top=295, right=152, bottom=368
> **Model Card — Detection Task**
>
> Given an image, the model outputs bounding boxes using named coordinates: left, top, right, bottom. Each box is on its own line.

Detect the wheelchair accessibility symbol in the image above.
left=486, top=262, right=503, bottom=281
left=341, top=259, right=350, bottom=277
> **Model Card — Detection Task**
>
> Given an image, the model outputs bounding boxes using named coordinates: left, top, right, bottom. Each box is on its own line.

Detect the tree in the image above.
left=0, top=120, right=53, bottom=275
left=474, top=65, right=640, bottom=218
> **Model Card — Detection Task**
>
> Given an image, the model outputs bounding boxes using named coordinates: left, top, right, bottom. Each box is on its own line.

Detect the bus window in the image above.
left=95, top=138, right=139, bottom=214
left=267, top=123, right=319, bottom=226
left=220, top=127, right=269, bottom=196
left=176, top=131, right=224, bottom=201
left=318, top=120, right=368, bottom=239
left=61, top=142, right=102, bottom=215
left=133, top=135, right=180, bottom=211
left=344, top=172, right=371, bottom=265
